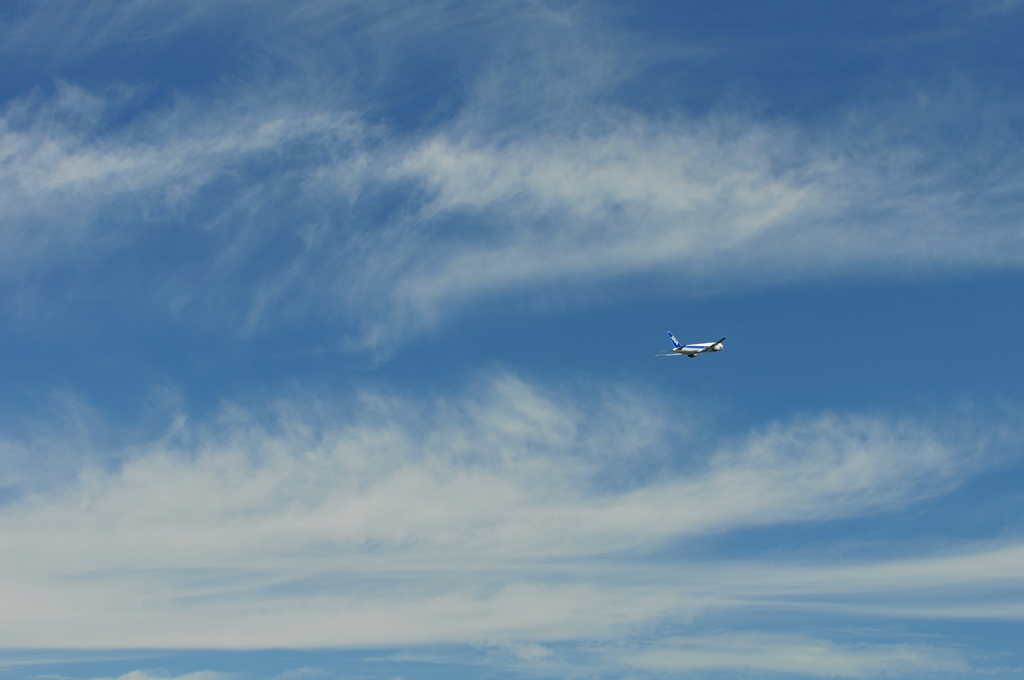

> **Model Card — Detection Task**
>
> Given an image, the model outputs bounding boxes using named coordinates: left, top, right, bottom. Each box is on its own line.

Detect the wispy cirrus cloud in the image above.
left=94, top=673, right=227, bottom=680
left=1, top=0, right=257, bottom=59
left=971, top=0, right=1024, bottom=15
left=376, top=87, right=1024, bottom=333
left=0, top=374, right=1015, bottom=650
left=376, top=632, right=975, bottom=680
left=7, top=82, right=1022, bottom=345
left=1, top=0, right=1022, bottom=347
left=0, top=81, right=367, bottom=266
left=622, top=632, right=970, bottom=678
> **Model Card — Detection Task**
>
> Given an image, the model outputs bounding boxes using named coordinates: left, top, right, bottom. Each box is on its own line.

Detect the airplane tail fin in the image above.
left=668, top=332, right=682, bottom=349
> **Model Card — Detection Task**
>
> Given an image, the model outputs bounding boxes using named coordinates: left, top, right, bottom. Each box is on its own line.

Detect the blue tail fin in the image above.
left=668, top=332, right=682, bottom=349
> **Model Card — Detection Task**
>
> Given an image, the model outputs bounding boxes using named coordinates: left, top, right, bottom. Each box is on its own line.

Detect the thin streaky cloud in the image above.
left=971, top=0, right=1024, bottom=14
left=94, top=673, right=227, bottom=680
left=0, top=376, right=981, bottom=570
left=373, top=633, right=974, bottom=679
left=621, top=632, right=970, bottom=678
left=0, top=375, right=1017, bottom=647
left=0, top=3, right=1021, bottom=343
left=2, top=0, right=247, bottom=58
left=0, top=82, right=367, bottom=257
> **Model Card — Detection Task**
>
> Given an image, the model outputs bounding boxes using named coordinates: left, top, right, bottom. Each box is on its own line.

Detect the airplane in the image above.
left=656, top=332, right=726, bottom=358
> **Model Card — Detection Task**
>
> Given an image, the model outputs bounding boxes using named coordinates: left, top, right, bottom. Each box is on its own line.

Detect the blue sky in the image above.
left=1, top=0, right=1023, bottom=678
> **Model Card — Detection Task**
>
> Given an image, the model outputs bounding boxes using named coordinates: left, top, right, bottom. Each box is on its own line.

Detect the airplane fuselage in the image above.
left=672, top=343, right=723, bottom=356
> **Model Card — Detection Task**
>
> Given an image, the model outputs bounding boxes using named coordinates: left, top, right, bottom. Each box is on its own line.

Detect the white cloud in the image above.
left=622, top=632, right=970, bottom=678
left=1, top=2, right=1022, bottom=342
left=375, top=120, right=819, bottom=336
left=377, top=99, right=1024, bottom=337
left=1, top=0, right=253, bottom=58
left=86, top=673, right=227, bottom=680
left=0, top=376, right=971, bottom=572
left=271, top=669, right=327, bottom=680
left=0, top=375, right=1012, bottom=648
left=104, top=674, right=226, bottom=680
left=970, top=0, right=1024, bottom=15
left=0, top=81, right=368, bottom=270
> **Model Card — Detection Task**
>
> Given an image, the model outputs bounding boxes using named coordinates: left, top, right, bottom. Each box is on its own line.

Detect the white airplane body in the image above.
left=656, top=332, right=726, bottom=358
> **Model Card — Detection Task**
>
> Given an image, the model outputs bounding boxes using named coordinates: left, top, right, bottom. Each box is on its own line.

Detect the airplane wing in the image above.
left=655, top=353, right=683, bottom=357
left=698, top=337, right=727, bottom=353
